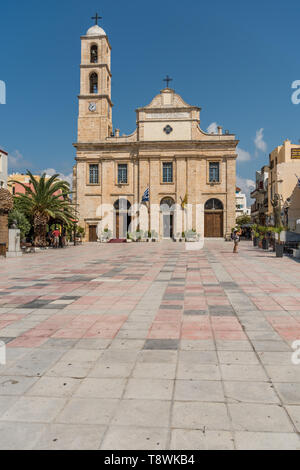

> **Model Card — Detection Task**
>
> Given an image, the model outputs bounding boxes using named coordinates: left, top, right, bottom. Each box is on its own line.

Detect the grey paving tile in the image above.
left=1, top=396, right=66, bottom=423
left=170, top=429, right=234, bottom=450
left=101, top=426, right=169, bottom=450
left=224, top=381, right=279, bottom=404
left=0, top=422, right=45, bottom=450
left=56, top=398, right=118, bottom=425
left=144, top=339, right=179, bottom=350
left=229, top=403, right=294, bottom=432
left=34, top=423, right=106, bottom=450
left=234, top=431, right=300, bottom=450
left=172, top=402, right=231, bottom=430
left=220, top=364, right=268, bottom=381
left=274, top=383, right=300, bottom=404
left=174, top=380, right=224, bottom=402
left=74, top=378, right=126, bottom=399
left=112, top=399, right=171, bottom=427
left=125, top=378, right=173, bottom=400
left=26, top=376, right=81, bottom=397
left=0, top=375, right=39, bottom=395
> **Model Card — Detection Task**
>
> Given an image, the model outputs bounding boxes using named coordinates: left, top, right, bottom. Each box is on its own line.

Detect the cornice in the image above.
left=78, top=94, right=114, bottom=107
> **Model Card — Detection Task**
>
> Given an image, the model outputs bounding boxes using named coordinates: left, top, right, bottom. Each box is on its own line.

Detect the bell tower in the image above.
left=77, top=14, right=113, bottom=142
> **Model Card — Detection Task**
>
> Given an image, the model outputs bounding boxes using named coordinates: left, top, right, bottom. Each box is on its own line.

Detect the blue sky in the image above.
left=1, top=0, right=299, bottom=200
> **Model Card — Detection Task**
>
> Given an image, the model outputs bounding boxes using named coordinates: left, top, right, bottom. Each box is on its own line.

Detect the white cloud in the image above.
left=7, top=150, right=32, bottom=171
left=254, top=128, right=267, bottom=153
left=236, top=175, right=255, bottom=205
left=207, top=122, right=218, bottom=134
left=42, top=168, right=73, bottom=186
left=236, top=146, right=251, bottom=162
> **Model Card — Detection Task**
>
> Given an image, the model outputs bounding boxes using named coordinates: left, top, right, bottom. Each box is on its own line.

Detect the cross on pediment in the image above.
left=163, top=75, right=173, bottom=88
left=91, top=13, right=102, bottom=25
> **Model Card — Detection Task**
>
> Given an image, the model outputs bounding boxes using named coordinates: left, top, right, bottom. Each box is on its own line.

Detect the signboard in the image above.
left=291, top=148, right=300, bottom=159
left=146, top=112, right=190, bottom=119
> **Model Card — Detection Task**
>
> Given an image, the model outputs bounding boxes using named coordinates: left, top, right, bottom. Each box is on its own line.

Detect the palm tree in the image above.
left=10, top=171, right=76, bottom=247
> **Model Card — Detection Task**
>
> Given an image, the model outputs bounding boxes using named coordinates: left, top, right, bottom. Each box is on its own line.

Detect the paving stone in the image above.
left=170, top=429, right=234, bottom=450
left=1, top=396, right=66, bottom=423
left=26, top=376, right=81, bottom=397
left=0, top=422, right=45, bottom=450
left=101, top=426, right=169, bottom=450
left=220, top=364, right=268, bottom=381
left=274, top=383, right=300, bottom=404
left=286, top=405, right=300, bottom=431
left=229, top=403, right=294, bottom=432
left=234, top=431, right=300, bottom=450
left=0, top=375, right=38, bottom=395
left=218, top=351, right=259, bottom=365
left=172, top=402, right=231, bottom=430
left=144, top=339, right=179, bottom=350
left=174, top=380, right=224, bottom=402
left=224, top=381, right=279, bottom=404
left=74, top=378, right=126, bottom=398
left=124, top=378, right=173, bottom=400
left=177, top=364, right=221, bottom=380
left=112, top=399, right=171, bottom=427
left=34, top=423, right=106, bottom=450
left=56, top=398, right=119, bottom=425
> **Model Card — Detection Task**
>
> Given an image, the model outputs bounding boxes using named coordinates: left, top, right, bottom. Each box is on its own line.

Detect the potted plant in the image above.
left=274, top=226, right=284, bottom=257
left=151, top=230, right=158, bottom=242
left=260, top=226, right=269, bottom=250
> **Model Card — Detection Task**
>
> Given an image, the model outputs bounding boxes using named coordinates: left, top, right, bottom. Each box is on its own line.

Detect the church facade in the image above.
left=73, top=22, right=238, bottom=242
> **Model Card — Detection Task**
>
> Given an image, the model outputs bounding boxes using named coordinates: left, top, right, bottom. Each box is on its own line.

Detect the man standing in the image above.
left=232, top=229, right=242, bottom=253
left=52, top=228, right=60, bottom=249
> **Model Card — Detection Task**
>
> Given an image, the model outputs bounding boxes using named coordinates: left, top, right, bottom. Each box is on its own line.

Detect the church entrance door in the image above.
left=163, top=214, right=173, bottom=238
left=204, top=212, right=223, bottom=237
left=89, top=225, right=98, bottom=242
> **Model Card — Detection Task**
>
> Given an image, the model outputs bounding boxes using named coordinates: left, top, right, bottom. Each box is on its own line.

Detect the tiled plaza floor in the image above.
left=0, top=239, right=300, bottom=449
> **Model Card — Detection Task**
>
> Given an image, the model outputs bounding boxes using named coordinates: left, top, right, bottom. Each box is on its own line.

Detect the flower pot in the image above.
left=275, top=243, right=284, bottom=258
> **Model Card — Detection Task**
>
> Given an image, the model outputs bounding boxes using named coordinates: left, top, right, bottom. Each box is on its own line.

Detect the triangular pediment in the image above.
left=138, top=88, right=200, bottom=111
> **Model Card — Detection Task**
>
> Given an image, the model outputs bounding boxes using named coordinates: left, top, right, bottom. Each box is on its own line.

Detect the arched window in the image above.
left=160, top=197, right=175, bottom=212
left=114, top=198, right=131, bottom=211
left=205, top=198, right=223, bottom=210
left=90, top=45, right=98, bottom=63
left=90, top=73, right=98, bottom=94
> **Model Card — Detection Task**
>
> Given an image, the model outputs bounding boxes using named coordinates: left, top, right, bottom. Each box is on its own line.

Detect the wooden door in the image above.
left=89, top=225, right=97, bottom=242
left=204, top=212, right=223, bottom=237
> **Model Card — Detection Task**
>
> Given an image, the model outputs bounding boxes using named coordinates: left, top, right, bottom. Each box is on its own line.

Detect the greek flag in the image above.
left=142, top=187, right=149, bottom=202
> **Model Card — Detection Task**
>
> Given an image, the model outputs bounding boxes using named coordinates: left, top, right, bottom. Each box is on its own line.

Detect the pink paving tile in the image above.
left=51, top=328, right=86, bottom=339
left=181, top=329, right=213, bottom=340
left=0, top=320, right=14, bottom=329
left=213, top=330, right=247, bottom=340
left=154, top=312, right=182, bottom=322
left=83, top=328, right=119, bottom=339
left=0, top=314, right=25, bottom=321
left=23, top=328, right=55, bottom=338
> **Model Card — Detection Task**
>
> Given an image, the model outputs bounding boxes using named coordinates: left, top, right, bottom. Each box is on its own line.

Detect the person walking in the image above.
left=232, top=228, right=242, bottom=253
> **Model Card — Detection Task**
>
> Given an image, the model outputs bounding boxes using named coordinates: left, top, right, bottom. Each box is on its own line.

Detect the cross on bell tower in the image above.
left=91, top=13, right=102, bottom=25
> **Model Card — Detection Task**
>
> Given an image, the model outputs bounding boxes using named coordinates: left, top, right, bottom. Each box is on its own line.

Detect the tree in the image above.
left=10, top=171, right=76, bottom=247
left=8, top=208, right=31, bottom=240
left=236, top=214, right=251, bottom=226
